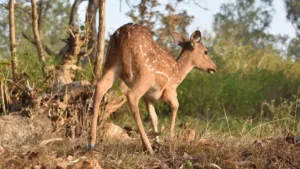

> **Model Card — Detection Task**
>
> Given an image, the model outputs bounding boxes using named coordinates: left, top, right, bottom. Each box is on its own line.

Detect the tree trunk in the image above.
left=69, top=0, right=83, bottom=26
left=37, top=0, right=44, bottom=32
left=86, top=0, right=98, bottom=61
left=9, top=0, right=18, bottom=82
left=37, top=0, right=51, bottom=32
left=92, top=0, right=106, bottom=85
left=31, top=0, right=46, bottom=77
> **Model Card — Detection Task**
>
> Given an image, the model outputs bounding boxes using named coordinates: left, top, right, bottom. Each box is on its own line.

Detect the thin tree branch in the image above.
left=9, top=0, right=18, bottom=82
left=190, top=0, right=209, bottom=10
left=31, top=0, right=46, bottom=77
left=125, top=0, right=134, bottom=9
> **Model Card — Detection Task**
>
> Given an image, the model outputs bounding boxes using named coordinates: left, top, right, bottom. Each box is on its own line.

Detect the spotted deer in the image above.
left=88, top=23, right=217, bottom=153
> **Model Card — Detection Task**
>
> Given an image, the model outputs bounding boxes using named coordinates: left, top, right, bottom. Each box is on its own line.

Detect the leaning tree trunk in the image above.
left=92, top=0, right=106, bottom=85
left=9, top=0, right=18, bottom=82
left=31, top=0, right=46, bottom=77
left=69, top=0, right=83, bottom=26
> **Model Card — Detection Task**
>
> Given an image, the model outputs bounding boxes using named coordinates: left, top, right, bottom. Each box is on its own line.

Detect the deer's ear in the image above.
left=190, top=30, right=201, bottom=47
left=168, top=29, right=186, bottom=47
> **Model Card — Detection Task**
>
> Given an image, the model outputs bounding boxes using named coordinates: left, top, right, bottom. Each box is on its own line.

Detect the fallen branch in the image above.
left=39, top=138, right=64, bottom=146
left=205, top=163, right=222, bottom=169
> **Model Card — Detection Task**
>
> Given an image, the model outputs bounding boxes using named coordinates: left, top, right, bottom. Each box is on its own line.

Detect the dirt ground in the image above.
left=0, top=114, right=299, bottom=169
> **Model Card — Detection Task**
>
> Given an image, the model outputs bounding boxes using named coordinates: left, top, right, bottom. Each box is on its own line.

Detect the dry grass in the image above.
left=0, top=117, right=299, bottom=169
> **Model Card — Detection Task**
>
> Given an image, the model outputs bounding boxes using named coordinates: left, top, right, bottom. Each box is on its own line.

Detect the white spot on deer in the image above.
left=145, top=63, right=156, bottom=72
left=154, top=71, right=170, bottom=82
left=139, top=44, right=143, bottom=56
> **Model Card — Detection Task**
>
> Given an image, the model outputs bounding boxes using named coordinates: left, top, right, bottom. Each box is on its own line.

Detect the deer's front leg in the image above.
left=170, top=98, right=179, bottom=140
left=163, top=90, right=179, bottom=140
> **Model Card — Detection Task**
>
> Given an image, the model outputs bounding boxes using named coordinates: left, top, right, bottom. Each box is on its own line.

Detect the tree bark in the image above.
left=86, top=0, right=98, bottom=61
left=92, top=0, right=106, bottom=85
left=9, top=0, right=18, bottom=82
left=37, top=0, right=44, bottom=32
left=31, top=0, right=46, bottom=77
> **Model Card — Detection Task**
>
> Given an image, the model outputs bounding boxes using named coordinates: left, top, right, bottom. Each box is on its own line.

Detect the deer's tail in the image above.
left=104, top=24, right=133, bottom=80
left=118, top=28, right=132, bottom=80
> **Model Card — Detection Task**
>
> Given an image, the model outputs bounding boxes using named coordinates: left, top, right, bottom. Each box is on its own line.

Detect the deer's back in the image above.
left=104, top=23, right=179, bottom=100
left=116, top=23, right=177, bottom=77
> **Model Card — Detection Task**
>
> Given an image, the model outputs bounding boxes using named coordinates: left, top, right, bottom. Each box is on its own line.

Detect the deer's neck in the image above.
left=176, top=52, right=193, bottom=83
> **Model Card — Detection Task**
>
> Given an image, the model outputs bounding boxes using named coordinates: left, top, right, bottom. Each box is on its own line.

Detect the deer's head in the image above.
left=169, top=29, right=217, bottom=74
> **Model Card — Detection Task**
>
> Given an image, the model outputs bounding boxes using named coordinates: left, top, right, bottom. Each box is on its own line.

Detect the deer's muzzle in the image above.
left=207, top=68, right=216, bottom=74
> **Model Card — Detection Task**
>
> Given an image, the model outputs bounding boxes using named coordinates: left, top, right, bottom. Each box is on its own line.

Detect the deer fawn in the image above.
left=88, top=23, right=217, bottom=154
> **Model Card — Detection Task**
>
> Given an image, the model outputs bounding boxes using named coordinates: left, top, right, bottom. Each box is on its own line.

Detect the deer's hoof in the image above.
left=86, top=143, right=95, bottom=152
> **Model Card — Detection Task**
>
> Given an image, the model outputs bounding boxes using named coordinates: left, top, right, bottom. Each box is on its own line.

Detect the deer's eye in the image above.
left=204, top=51, right=209, bottom=55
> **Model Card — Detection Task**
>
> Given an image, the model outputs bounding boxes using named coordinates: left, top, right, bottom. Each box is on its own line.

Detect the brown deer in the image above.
left=88, top=23, right=217, bottom=154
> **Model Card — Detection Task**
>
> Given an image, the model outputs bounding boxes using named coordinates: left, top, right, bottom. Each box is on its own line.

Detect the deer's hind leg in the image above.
left=126, top=75, right=155, bottom=154
left=88, top=66, right=120, bottom=150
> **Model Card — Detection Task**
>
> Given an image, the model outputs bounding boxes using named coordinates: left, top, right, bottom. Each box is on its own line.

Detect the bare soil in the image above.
left=0, top=114, right=299, bottom=169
